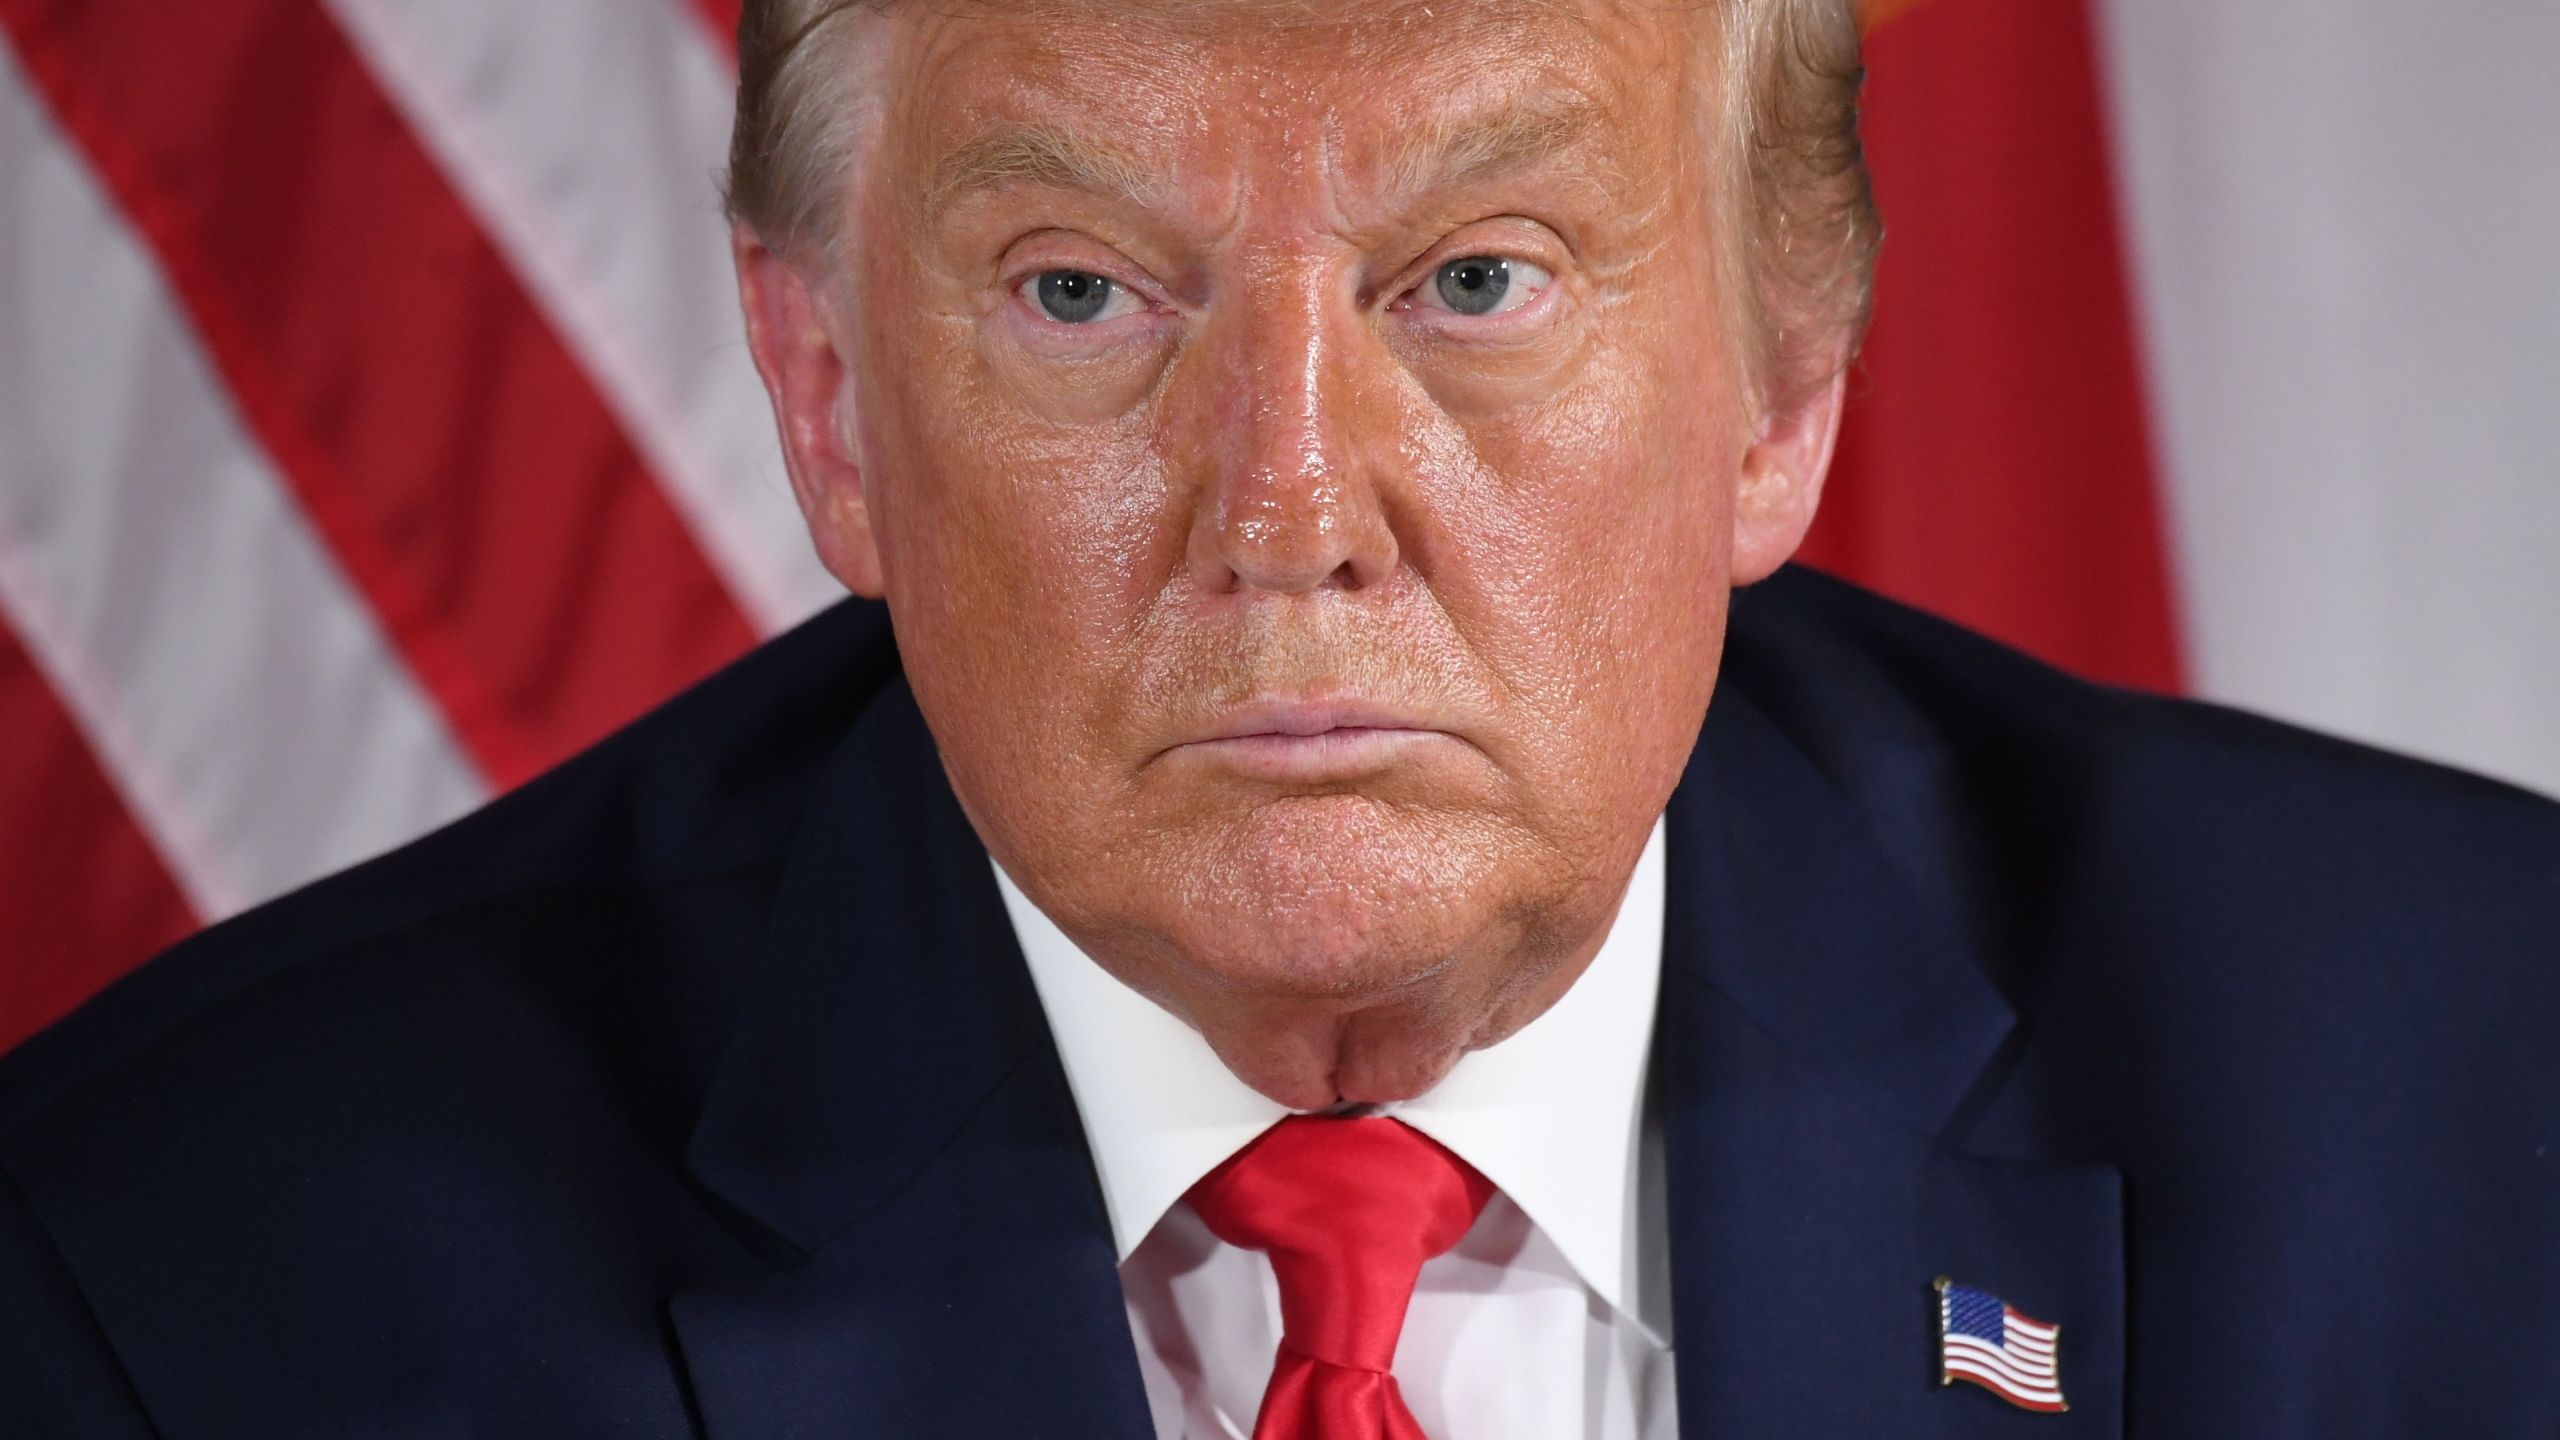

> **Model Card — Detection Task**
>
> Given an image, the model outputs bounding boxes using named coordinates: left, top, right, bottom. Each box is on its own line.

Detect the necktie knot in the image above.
left=1184, top=1114, right=1494, bottom=1377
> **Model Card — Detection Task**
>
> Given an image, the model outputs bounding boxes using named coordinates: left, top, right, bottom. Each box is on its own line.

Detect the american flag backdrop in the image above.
left=3, top=0, right=2557, bottom=1053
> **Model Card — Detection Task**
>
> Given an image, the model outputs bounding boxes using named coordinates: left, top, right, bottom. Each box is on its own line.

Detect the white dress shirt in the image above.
left=995, top=819, right=1679, bottom=1440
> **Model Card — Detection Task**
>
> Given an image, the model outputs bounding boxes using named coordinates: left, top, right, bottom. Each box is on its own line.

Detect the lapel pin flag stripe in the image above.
left=1936, top=1277, right=2068, bottom=1413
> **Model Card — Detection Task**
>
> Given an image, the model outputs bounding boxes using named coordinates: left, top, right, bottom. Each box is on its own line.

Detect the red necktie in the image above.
left=1183, top=1115, right=1495, bottom=1440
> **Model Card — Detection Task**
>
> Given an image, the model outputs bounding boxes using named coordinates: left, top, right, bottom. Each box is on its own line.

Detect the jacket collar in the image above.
left=1655, top=686, right=2125, bottom=1437
left=673, top=681, right=1153, bottom=1437
left=682, top=680, right=1049, bottom=1254
left=1664, top=684, right=2016, bottom=1136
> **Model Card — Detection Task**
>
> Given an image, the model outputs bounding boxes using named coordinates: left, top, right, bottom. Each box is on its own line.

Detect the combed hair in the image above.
left=725, top=0, right=1880, bottom=410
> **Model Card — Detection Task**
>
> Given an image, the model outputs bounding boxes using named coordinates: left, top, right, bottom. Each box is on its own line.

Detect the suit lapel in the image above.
left=670, top=683, right=1153, bottom=1439
left=1660, top=690, right=2125, bottom=1437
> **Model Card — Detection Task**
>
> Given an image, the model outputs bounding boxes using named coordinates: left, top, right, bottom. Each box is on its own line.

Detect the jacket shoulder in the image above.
left=1729, top=566, right=2560, bottom=916
left=0, top=596, right=901, bottom=1132
left=1733, top=567, right=2560, bottom=1156
left=0, top=603, right=906, bottom=1431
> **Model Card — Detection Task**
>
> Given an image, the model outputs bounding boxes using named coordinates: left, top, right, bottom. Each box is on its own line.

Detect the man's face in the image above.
left=743, top=0, right=1837, bottom=1107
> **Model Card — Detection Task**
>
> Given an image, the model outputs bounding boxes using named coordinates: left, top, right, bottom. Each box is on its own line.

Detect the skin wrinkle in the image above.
left=927, top=94, right=1602, bottom=239
left=735, top=0, right=1848, bottom=1109
left=925, top=122, right=1173, bottom=224
left=1373, top=94, right=1601, bottom=217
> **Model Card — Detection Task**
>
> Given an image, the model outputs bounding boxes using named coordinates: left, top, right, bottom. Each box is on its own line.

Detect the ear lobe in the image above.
left=734, top=225, right=885, bottom=598
left=1729, top=366, right=1848, bottom=586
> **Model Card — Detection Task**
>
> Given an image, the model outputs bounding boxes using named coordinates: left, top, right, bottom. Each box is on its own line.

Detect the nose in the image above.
left=1180, top=267, right=1401, bottom=595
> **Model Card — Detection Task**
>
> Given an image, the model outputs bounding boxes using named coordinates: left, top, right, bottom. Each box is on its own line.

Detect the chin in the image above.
left=1215, top=1028, right=1472, bottom=1111
left=1148, top=792, right=1519, bottom=1002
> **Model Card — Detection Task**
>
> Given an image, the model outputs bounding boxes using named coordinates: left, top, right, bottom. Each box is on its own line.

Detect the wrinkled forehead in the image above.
left=864, top=0, right=1711, bottom=220
left=883, top=0, right=1647, bottom=57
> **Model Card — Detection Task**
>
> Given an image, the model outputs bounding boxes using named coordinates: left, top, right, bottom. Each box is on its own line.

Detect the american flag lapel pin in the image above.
left=1935, top=1276, right=2068, bottom=1413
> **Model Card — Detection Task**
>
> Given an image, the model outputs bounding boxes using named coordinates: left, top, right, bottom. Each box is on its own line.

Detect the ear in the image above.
left=734, top=225, right=885, bottom=598
left=1729, top=365, right=1848, bottom=585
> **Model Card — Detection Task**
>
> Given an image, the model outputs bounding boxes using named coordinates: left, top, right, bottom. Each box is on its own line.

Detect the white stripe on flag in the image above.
left=1945, top=1354, right=2063, bottom=1404
left=1946, top=1358, right=2061, bottom=1397
left=0, top=42, right=489, bottom=918
left=324, top=0, right=842, bottom=637
left=1943, top=1337, right=2058, bottom=1389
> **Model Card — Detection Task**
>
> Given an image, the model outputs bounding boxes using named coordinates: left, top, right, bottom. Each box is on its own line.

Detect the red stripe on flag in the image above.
left=1803, top=0, right=2185, bottom=693
left=688, top=0, right=742, bottom=52
left=0, top=0, right=759, bottom=786
left=0, top=619, right=199, bottom=1054
left=1945, top=1366, right=2069, bottom=1414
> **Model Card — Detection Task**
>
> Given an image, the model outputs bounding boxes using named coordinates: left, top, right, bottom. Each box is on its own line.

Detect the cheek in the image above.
left=1429, top=337, right=1741, bottom=731
left=866, top=271, right=1181, bottom=628
left=856, top=311, right=1181, bottom=780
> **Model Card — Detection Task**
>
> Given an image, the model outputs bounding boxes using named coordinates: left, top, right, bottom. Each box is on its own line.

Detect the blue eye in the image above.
left=1437, top=257, right=1509, bottom=314
left=1420, top=255, right=1551, bottom=318
left=1027, top=270, right=1132, bottom=324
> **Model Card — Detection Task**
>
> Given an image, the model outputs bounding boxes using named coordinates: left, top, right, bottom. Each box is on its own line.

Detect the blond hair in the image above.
left=725, top=0, right=1879, bottom=410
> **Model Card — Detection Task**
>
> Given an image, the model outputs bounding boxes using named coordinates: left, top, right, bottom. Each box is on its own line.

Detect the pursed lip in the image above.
left=1161, top=698, right=1464, bottom=781
left=1194, top=698, right=1439, bottom=742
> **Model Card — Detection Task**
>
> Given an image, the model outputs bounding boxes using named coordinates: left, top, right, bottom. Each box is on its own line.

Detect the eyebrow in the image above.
left=920, top=92, right=1604, bottom=225
left=924, top=121, right=1170, bottom=222
left=1376, top=93, right=1604, bottom=209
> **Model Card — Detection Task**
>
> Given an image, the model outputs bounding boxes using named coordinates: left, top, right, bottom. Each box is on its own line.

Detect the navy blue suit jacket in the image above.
left=4, top=568, right=2555, bottom=1437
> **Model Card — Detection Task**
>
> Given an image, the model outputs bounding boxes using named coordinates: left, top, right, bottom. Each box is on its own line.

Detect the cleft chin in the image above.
left=1192, top=989, right=1474, bottom=1112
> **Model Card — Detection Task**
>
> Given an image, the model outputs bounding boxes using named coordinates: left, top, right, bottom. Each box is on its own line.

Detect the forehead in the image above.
left=870, top=0, right=1706, bottom=208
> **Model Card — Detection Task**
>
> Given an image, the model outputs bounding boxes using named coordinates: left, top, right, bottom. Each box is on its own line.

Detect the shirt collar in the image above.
left=995, top=816, right=1669, bottom=1338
